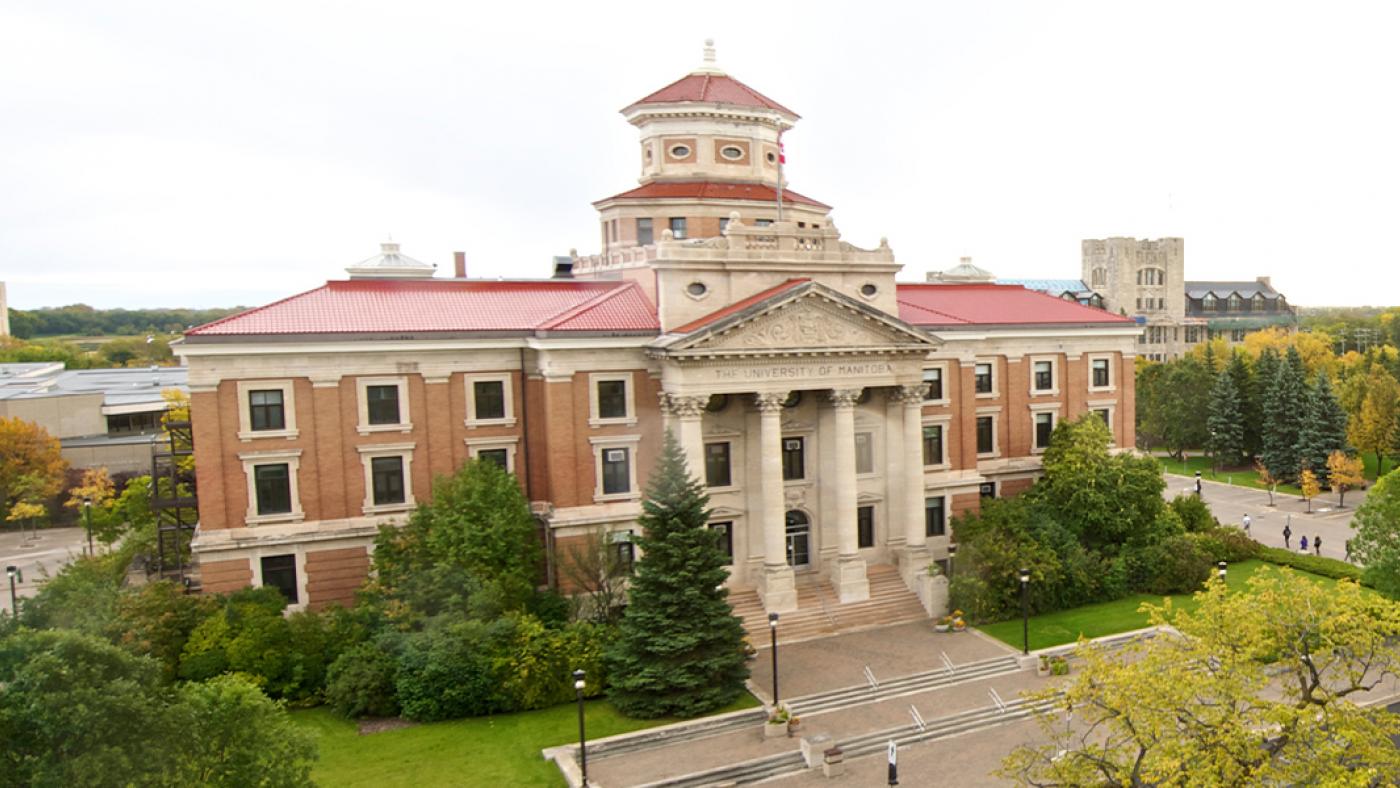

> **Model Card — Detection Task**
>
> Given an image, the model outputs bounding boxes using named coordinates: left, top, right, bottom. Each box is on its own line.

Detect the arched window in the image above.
left=1091, top=268, right=1106, bottom=288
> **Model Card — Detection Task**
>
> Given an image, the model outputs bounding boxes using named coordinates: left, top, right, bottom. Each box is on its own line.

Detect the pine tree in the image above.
left=1313, top=371, right=1350, bottom=458
left=607, top=431, right=748, bottom=718
left=1262, top=348, right=1307, bottom=483
left=1294, top=378, right=1331, bottom=482
left=1206, top=369, right=1246, bottom=468
left=1227, top=351, right=1261, bottom=460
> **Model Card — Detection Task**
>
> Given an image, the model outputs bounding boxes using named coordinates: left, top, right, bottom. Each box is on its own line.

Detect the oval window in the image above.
left=669, top=145, right=691, bottom=158
left=705, top=393, right=729, bottom=413
left=766, top=152, right=777, bottom=163
left=686, top=281, right=708, bottom=297
left=782, top=391, right=802, bottom=409
left=720, top=145, right=744, bottom=160
left=860, top=283, right=878, bottom=297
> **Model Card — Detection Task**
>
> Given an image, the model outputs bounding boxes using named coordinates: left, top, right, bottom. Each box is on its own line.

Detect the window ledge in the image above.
left=594, top=492, right=641, bottom=504
left=589, top=417, right=638, bottom=428
left=245, top=512, right=305, bottom=527
left=1030, top=389, right=1060, bottom=398
left=1088, top=386, right=1117, bottom=394
left=238, top=429, right=300, bottom=442
left=922, top=398, right=950, bottom=407
left=706, top=484, right=742, bottom=494
left=357, top=423, right=413, bottom=435
left=923, top=463, right=951, bottom=472
left=974, top=392, right=999, bottom=399
left=465, top=418, right=517, bottom=429
left=363, top=503, right=414, bottom=516
left=976, top=452, right=1001, bottom=460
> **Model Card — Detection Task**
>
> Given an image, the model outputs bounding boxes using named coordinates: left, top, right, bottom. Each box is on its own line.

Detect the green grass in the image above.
left=977, top=560, right=1354, bottom=652
left=290, top=693, right=760, bottom=787
left=1155, top=452, right=1400, bottom=493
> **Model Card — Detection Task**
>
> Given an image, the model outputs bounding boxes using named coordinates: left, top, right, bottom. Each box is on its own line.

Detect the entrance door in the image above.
left=785, top=510, right=811, bottom=568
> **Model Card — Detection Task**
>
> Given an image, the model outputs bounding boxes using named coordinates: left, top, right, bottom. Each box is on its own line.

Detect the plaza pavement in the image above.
left=0, top=527, right=88, bottom=615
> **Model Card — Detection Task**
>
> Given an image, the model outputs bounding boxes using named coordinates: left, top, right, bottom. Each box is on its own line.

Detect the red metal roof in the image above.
left=627, top=73, right=798, bottom=117
left=895, top=283, right=1135, bottom=327
left=187, top=279, right=660, bottom=337
left=669, top=279, right=810, bottom=334
left=595, top=181, right=830, bottom=210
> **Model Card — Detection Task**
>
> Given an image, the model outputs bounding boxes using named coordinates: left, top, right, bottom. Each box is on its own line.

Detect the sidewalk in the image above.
left=1163, top=474, right=1361, bottom=563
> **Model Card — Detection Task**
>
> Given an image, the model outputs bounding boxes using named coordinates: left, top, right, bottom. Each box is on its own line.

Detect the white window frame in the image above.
left=236, top=379, right=299, bottom=441
left=357, top=442, right=416, bottom=516
left=589, top=372, right=636, bottom=427
left=356, top=376, right=412, bottom=435
left=1029, top=356, right=1059, bottom=396
left=238, top=449, right=304, bottom=526
left=465, top=436, right=519, bottom=473
left=1089, top=399, right=1118, bottom=447
left=922, top=362, right=950, bottom=405
left=921, top=415, right=952, bottom=469
left=249, top=547, right=309, bottom=613
left=590, top=435, right=642, bottom=502
left=1030, top=404, right=1061, bottom=454
left=974, top=407, right=1001, bottom=459
left=1088, top=354, right=1116, bottom=392
left=973, top=359, right=998, bottom=399
left=854, top=431, right=877, bottom=477
left=464, top=373, right=516, bottom=428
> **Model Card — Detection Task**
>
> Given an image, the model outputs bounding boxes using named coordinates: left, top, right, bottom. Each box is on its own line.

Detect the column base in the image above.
left=761, top=564, right=798, bottom=614
left=831, top=556, right=870, bottom=604
left=899, top=545, right=938, bottom=617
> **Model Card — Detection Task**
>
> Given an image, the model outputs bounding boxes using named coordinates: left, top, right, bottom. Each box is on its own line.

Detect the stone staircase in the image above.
left=785, top=653, right=1023, bottom=717
left=730, top=564, right=928, bottom=646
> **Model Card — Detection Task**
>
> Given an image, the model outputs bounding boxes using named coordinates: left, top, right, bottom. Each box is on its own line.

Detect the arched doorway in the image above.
left=785, top=510, right=811, bottom=568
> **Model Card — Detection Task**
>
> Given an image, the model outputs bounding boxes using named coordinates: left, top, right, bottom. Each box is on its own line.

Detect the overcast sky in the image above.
left=3, top=1, right=1398, bottom=311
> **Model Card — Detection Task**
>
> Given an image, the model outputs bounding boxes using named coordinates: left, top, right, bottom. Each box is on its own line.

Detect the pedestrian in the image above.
left=1300, top=535, right=1309, bottom=554
left=1315, top=535, right=1322, bottom=556
left=1242, top=513, right=1252, bottom=535
left=1195, top=471, right=1203, bottom=498
left=1283, top=523, right=1292, bottom=549
left=1346, top=539, right=1353, bottom=562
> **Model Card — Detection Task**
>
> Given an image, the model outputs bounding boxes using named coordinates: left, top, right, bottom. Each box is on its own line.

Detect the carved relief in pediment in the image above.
left=698, top=298, right=896, bottom=351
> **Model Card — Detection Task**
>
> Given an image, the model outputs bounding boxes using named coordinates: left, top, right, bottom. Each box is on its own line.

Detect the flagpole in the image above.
left=776, top=129, right=784, bottom=224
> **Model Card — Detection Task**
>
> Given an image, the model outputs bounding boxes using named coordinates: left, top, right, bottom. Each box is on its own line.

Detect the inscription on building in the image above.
left=712, top=361, right=894, bottom=381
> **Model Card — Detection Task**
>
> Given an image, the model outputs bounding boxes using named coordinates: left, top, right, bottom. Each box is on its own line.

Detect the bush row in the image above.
left=1255, top=546, right=1367, bottom=584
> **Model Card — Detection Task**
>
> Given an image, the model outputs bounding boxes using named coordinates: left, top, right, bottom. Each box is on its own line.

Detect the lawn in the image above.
left=1155, top=452, right=1400, bottom=495
left=977, top=560, right=1353, bottom=652
left=290, top=693, right=759, bottom=787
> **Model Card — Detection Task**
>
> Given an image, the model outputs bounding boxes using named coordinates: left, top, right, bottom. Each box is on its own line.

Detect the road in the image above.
left=1165, top=474, right=1365, bottom=563
left=0, top=527, right=89, bottom=615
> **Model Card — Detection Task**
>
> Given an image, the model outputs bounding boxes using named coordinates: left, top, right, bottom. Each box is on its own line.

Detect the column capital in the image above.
left=893, top=383, right=928, bottom=405
left=753, top=391, right=789, bottom=413
left=658, top=392, right=707, bottom=418
left=828, top=388, right=864, bottom=409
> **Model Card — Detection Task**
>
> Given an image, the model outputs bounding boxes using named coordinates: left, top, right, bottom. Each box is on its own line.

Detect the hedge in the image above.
left=1255, top=546, right=1367, bottom=585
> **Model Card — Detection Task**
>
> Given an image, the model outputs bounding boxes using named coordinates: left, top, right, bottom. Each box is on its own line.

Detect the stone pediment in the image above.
left=655, top=281, right=935, bottom=357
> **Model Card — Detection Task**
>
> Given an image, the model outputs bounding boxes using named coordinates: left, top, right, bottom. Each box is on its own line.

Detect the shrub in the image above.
left=948, top=574, right=998, bottom=624
left=1256, top=546, right=1365, bottom=584
left=1190, top=528, right=1261, bottom=565
left=110, top=580, right=220, bottom=681
left=171, top=674, right=317, bottom=786
left=1127, top=535, right=1211, bottom=596
left=1169, top=494, right=1218, bottom=533
left=395, top=618, right=516, bottom=721
left=326, top=640, right=401, bottom=719
left=498, top=617, right=612, bottom=711
left=18, top=553, right=126, bottom=635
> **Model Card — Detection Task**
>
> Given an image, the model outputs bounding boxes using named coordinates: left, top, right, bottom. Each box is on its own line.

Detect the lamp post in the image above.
left=768, top=612, right=780, bottom=706
left=1019, top=568, right=1031, bottom=656
left=947, top=543, right=958, bottom=579
left=6, top=565, right=19, bottom=617
left=82, top=496, right=93, bottom=557
left=1218, top=561, right=1227, bottom=581
left=573, top=669, right=588, bottom=786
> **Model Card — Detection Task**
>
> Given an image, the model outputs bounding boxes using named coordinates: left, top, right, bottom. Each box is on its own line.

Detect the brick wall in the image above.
left=305, top=546, right=371, bottom=610
left=200, top=557, right=252, bottom=595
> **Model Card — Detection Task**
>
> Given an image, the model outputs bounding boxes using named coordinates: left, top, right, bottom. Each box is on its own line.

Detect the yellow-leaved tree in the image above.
left=1000, top=569, right=1400, bottom=786
left=0, top=417, right=67, bottom=521
left=1326, top=450, right=1365, bottom=507
left=1300, top=468, right=1321, bottom=513
left=1349, top=366, right=1400, bottom=477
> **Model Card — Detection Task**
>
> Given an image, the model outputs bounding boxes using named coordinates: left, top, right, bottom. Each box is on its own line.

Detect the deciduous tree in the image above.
left=1349, top=366, right=1400, bottom=477
left=1351, top=470, right=1400, bottom=597
left=1300, top=468, right=1321, bottom=513
left=1327, top=450, right=1365, bottom=508
left=0, top=417, right=67, bottom=519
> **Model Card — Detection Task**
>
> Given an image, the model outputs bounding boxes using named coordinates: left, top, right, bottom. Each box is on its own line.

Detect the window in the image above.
left=596, top=378, right=629, bottom=420
left=636, top=218, right=653, bottom=245
left=754, top=219, right=773, bottom=227
left=371, top=456, right=405, bottom=506
left=710, top=521, right=733, bottom=562
left=668, top=144, right=690, bottom=158
left=859, top=283, right=878, bottom=297
left=922, top=424, right=944, bottom=466
left=1091, top=267, right=1106, bottom=288
left=925, top=497, right=946, bottom=537
left=976, top=416, right=995, bottom=455
left=686, top=281, right=708, bottom=297
left=1091, top=358, right=1111, bottom=388
left=472, top=380, right=506, bottom=421
left=1231, top=328, right=1247, bottom=342
left=106, top=411, right=161, bottom=436
left=923, top=367, right=943, bottom=400
left=719, top=217, right=729, bottom=234
left=854, top=432, right=874, bottom=475
left=261, top=555, right=298, bottom=604
left=669, top=217, right=687, bottom=239
left=975, top=363, right=993, bottom=394
left=1094, top=408, right=1111, bottom=427
left=705, top=442, right=732, bottom=488
left=254, top=464, right=292, bottom=515
left=858, top=506, right=875, bottom=548
left=477, top=448, right=508, bottom=469
left=1227, top=294, right=1244, bottom=311
left=366, top=385, right=400, bottom=425
left=720, top=145, right=744, bottom=160
left=601, top=448, right=631, bottom=495
left=1034, top=412, right=1054, bottom=450
left=1033, top=360, right=1053, bottom=392
left=782, top=437, right=805, bottom=480
left=979, top=482, right=997, bottom=499
left=1202, top=294, right=1218, bottom=310
left=249, top=390, right=285, bottom=431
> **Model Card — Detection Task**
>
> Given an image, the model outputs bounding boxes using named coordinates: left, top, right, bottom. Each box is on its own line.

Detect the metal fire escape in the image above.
left=151, top=419, right=199, bottom=586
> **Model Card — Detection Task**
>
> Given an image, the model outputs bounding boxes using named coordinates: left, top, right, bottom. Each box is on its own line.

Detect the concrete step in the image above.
left=589, top=708, right=768, bottom=761
left=786, top=654, right=1023, bottom=717
left=731, top=564, right=930, bottom=646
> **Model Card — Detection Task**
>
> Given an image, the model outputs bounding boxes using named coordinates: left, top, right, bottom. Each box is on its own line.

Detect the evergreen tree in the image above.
left=1201, top=340, right=1220, bottom=375
left=1313, top=371, right=1350, bottom=458
left=1262, top=348, right=1307, bottom=483
left=1227, top=351, right=1261, bottom=459
left=607, top=431, right=748, bottom=718
left=1294, top=378, right=1331, bottom=482
left=1206, top=369, right=1246, bottom=468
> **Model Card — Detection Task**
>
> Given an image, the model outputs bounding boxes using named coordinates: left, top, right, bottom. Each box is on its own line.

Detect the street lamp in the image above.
left=82, top=496, right=94, bottom=557
left=6, top=565, right=19, bottom=618
left=1019, top=568, right=1031, bottom=656
left=1218, top=561, right=1227, bottom=581
left=768, top=612, right=780, bottom=706
left=947, top=543, right=958, bottom=579
left=573, top=669, right=588, bottom=786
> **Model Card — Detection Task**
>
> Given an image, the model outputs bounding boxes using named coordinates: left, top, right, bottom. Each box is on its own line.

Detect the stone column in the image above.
left=829, top=388, right=870, bottom=603
left=670, top=395, right=708, bottom=484
left=896, top=383, right=931, bottom=560
left=755, top=391, right=797, bottom=613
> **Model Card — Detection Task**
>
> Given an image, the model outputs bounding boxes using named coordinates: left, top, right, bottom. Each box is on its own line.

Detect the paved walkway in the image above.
left=1165, top=473, right=1363, bottom=563
left=0, top=527, right=88, bottom=614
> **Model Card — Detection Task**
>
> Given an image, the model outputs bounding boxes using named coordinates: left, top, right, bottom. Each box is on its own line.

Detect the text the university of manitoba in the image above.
left=712, top=362, right=894, bottom=381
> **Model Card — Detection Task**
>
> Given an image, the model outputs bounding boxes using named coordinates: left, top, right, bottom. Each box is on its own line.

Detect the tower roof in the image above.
left=623, top=40, right=798, bottom=119
left=344, top=241, right=436, bottom=279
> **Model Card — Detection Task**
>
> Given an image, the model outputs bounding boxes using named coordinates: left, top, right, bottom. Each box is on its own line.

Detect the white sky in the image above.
left=3, top=1, right=1398, bottom=310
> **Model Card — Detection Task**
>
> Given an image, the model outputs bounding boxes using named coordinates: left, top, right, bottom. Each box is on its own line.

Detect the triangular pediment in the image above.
left=654, top=282, right=935, bottom=356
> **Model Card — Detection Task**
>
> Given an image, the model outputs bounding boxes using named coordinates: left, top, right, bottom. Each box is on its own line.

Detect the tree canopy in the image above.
left=0, top=417, right=67, bottom=519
